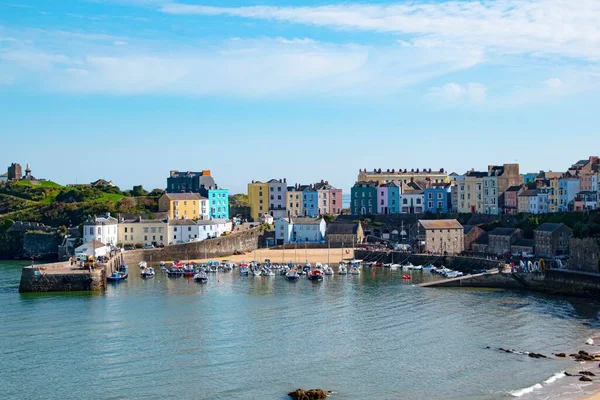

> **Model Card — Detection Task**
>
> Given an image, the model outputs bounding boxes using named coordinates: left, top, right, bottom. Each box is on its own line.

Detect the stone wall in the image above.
left=19, top=265, right=104, bottom=293
left=123, top=228, right=262, bottom=265
left=569, top=238, right=600, bottom=273
left=22, top=232, right=62, bottom=260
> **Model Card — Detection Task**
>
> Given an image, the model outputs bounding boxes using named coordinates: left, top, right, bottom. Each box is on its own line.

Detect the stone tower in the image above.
left=7, top=163, right=22, bottom=180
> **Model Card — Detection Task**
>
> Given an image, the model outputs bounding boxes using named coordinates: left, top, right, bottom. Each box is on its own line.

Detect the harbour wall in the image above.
left=353, top=250, right=503, bottom=272
left=122, top=228, right=261, bottom=265
left=18, top=256, right=121, bottom=293
left=419, top=268, right=600, bottom=298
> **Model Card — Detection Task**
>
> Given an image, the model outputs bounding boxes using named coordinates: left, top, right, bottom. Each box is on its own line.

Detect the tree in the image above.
left=573, top=222, right=590, bottom=238
left=132, top=185, right=149, bottom=197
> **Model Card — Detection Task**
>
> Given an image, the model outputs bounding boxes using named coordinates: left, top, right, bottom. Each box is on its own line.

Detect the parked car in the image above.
left=143, top=244, right=155, bottom=249
left=123, top=245, right=134, bottom=251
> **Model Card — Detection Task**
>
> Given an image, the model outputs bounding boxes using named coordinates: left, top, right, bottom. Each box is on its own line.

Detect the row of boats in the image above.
left=107, top=259, right=469, bottom=283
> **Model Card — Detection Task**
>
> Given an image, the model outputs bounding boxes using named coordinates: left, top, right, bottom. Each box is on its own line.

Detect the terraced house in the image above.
left=158, top=192, right=207, bottom=220
left=351, top=181, right=378, bottom=215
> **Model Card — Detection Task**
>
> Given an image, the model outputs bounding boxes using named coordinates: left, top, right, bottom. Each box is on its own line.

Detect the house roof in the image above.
left=419, top=219, right=462, bottom=230
left=465, top=171, right=488, bottom=178
left=122, top=217, right=168, bottom=224
left=506, top=185, right=523, bottom=192
left=379, top=181, right=402, bottom=188
left=489, top=227, right=518, bottom=236
left=326, top=223, right=360, bottom=235
left=403, top=189, right=424, bottom=195
left=162, top=192, right=201, bottom=201
left=463, top=224, right=475, bottom=234
left=534, top=223, right=572, bottom=233
left=518, top=189, right=538, bottom=197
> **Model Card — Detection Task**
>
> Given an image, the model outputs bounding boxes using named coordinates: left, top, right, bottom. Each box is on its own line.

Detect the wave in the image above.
left=544, top=371, right=566, bottom=384
left=510, top=371, right=567, bottom=397
left=510, top=383, right=543, bottom=397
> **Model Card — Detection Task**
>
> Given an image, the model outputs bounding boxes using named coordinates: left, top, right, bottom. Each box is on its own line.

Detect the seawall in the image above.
left=18, top=256, right=121, bottom=293
left=418, top=269, right=600, bottom=298
left=122, top=228, right=261, bottom=265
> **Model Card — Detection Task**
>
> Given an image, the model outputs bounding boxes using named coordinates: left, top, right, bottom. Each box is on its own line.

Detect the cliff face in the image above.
left=22, top=232, right=62, bottom=261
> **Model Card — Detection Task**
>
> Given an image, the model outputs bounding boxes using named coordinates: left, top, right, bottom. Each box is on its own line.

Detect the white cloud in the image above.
left=427, top=83, right=487, bottom=105
left=544, top=78, right=566, bottom=91
left=0, top=35, right=484, bottom=97
left=159, top=1, right=600, bottom=61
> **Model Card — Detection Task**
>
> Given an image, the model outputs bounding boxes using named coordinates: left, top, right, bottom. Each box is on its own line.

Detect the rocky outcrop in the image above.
left=288, top=389, right=328, bottom=400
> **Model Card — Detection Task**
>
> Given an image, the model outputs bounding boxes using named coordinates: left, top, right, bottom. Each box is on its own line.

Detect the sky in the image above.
left=0, top=0, right=599, bottom=194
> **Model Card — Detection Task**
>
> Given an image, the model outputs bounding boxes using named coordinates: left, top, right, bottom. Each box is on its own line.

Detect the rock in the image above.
left=580, top=376, right=593, bottom=382
left=528, top=353, right=547, bottom=359
left=565, top=372, right=574, bottom=377
left=580, top=371, right=596, bottom=377
left=288, top=389, right=328, bottom=400
left=579, top=351, right=590, bottom=356
left=555, top=353, right=566, bottom=358
left=570, top=354, right=579, bottom=358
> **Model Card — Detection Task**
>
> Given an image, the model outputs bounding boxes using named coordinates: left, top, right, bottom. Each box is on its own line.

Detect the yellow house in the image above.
left=158, top=193, right=202, bottom=220
left=548, top=177, right=560, bottom=213
left=118, top=217, right=169, bottom=246
left=286, top=189, right=303, bottom=217
left=247, top=181, right=268, bottom=220
left=457, top=171, right=486, bottom=213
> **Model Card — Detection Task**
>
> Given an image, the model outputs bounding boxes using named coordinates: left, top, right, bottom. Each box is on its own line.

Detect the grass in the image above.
left=13, top=180, right=63, bottom=188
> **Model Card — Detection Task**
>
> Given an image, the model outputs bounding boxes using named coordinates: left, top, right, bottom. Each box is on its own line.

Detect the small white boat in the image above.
left=338, top=263, right=348, bottom=275
left=139, top=261, right=148, bottom=269
left=323, top=265, right=334, bottom=275
left=350, top=266, right=361, bottom=275
left=262, top=268, right=275, bottom=277
left=251, top=269, right=262, bottom=277
left=412, top=265, right=423, bottom=271
left=141, top=267, right=155, bottom=278
left=390, top=264, right=400, bottom=270
left=193, top=271, right=208, bottom=283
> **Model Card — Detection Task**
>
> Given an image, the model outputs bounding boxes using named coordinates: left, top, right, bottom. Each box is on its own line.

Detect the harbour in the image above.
left=3, top=259, right=600, bottom=400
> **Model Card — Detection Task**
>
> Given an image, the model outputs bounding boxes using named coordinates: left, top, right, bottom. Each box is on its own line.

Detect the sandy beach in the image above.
left=162, top=248, right=356, bottom=265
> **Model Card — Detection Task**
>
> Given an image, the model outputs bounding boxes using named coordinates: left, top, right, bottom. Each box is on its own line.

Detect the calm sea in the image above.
left=2, top=260, right=600, bottom=400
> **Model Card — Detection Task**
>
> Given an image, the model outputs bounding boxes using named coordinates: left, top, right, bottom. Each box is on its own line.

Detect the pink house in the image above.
left=315, top=180, right=343, bottom=215
left=377, top=185, right=388, bottom=214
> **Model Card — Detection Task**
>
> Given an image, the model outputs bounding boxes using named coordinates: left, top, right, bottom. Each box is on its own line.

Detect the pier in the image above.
left=418, top=270, right=500, bottom=287
left=19, top=255, right=122, bottom=293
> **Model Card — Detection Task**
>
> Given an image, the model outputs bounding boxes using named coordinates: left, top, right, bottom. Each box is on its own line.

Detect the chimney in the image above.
left=284, top=178, right=287, bottom=183
left=170, top=170, right=177, bottom=177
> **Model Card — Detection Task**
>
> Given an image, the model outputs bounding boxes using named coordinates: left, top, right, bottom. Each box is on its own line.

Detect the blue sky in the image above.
left=1, top=0, right=599, bottom=193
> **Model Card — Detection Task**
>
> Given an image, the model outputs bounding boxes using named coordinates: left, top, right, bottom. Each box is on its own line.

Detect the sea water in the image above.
left=1, top=260, right=600, bottom=400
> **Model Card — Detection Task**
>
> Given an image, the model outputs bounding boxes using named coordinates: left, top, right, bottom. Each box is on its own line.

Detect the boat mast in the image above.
left=328, top=239, right=330, bottom=265
left=305, top=240, right=307, bottom=264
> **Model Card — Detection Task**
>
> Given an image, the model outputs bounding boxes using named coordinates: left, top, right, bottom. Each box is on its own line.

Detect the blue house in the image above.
left=423, top=184, right=452, bottom=214
left=523, top=173, right=537, bottom=185
left=301, top=186, right=319, bottom=217
left=351, top=181, right=378, bottom=215
left=558, top=177, right=580, bottom=212
left=207, top=188, right=229, bottom=219
left=378, top=182, right=401, bottom=214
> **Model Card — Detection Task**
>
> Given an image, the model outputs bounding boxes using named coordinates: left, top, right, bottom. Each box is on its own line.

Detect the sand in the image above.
left=165, top=248, right=356, bottom=265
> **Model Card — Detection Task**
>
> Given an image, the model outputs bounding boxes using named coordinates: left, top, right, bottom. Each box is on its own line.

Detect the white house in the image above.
left=400, top=190, right=425, bottom=214
left=75, top=240, right=111, bottom=258
left=199, top=197, right=210, bottom=220
left=83, top=213, right=118, bottom=246
left=168, top=219, right=233, bottom=244
left=275, top=217, right=326, bottom=244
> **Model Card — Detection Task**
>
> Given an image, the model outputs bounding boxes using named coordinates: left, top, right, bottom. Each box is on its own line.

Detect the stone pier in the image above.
left=18, top=255, right=122, bottom=293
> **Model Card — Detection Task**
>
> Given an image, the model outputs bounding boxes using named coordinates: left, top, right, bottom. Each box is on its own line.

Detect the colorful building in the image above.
left=503, top=185, right=523, bottom=214
left=118, top=217, right=168, bottom=247
left=457, top=171, right=487, bottom=213
left=376, top=182, right=401, bottom=214
left=275, top=217, right=327, bottom=244
left=401, top=189, right=424, bottom=214
left=558, top=176, right=580, bottom=212
left=301, top=186, right=319, bottom=217
left=167, top=170, right=214, bottom=193
left=158, top=192, right=203, bottom=220
left=359, top=168, right=449, bottom=185
left=423, top=184, right=452, bottom=214
left=351, top=181, right=378, bottom=215
left=248, top=181, right=269, bottom=220
left=206, top=188, right=229, bottom=220
left=267, top=179, right=288, bottom=219
left=314, top=180, right=343, bottom=215
left=286, top=187, right=303, bottom=218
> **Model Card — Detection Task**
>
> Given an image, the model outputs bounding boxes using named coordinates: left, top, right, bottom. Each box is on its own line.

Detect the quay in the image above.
left=19, top=255, right=122, bottom=293
left=418, top=270, right=500, bottom=287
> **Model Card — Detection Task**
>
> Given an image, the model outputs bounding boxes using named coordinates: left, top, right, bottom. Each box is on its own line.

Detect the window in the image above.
left=124, top=235, right=128, bottom=240
left=428, top=201, right=433, bottom=208
left=438, top=201, right=444, bottom=209
left=160, top=235, right=163, bottom=241
left=174, top=235, right=177, bottom=240
left=428, top=193, right=433, bottom=199
left=174, top=227, right=178, bottom=232
left=124, top=227, right=128, bottom=233
left=188, top=227, right=192, bottom=231
left=438, top=193, right=443, bottom=199
left=144, top=235, right=148, bottom=241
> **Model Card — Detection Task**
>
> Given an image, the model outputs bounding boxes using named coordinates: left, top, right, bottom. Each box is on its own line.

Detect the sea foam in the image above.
left=510, top=383, right=543, bottom=397
left=544, top=371, right=566, bottom=384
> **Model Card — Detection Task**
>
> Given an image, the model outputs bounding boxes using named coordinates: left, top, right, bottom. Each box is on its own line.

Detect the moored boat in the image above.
left=139, top=261, right=147, bottom=269
left=350, top=266, right=361, bottom=275
left=307, top=269, right=324, bottom=281
left=141, top=267, right=155, bottom=279
left=323, top=265, right=334, bottom=275
left=107, top=271, right=128, bottom=282
left=193, top=271, right=208, bottom=283
left=285, top=269, right=300, bottom=281
left=338, top=263, right=348, bottom=275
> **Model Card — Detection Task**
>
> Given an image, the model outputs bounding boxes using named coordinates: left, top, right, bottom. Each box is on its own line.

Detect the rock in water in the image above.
left=555, top=353, right=566, bottom=358
left=288, top=389, right=328, bottom=400
left=580, top=376, right=593, bottom=382
left=580, top=371, right=596, bottom=377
